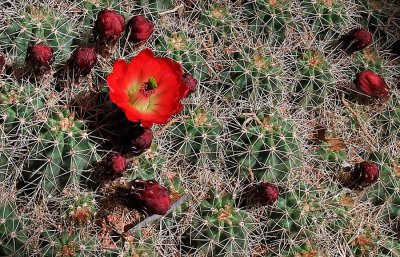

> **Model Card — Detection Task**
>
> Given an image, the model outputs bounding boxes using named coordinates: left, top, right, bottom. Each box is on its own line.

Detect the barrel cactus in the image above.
left=244, top=0, right=294, bottom=44
left=293, top=49, right=335, bottom=108
left=228, top=110, right=302, bottom=182
left=169, top=106, right=224, bottom=165
left=186, top=188, right=253, bottom=256
left=0, top=201, right=29, bottom=256
left=300, top=0, right=348, bottom=40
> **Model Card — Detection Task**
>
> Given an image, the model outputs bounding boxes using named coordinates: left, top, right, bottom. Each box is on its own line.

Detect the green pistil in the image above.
left=137, top=76, right=158, bottom=98
left=148, top=76, right=157, bottom=89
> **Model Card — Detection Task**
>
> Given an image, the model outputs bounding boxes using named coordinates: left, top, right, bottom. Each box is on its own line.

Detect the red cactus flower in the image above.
left=127, top=16, right=154, bottom=45
left=340, top=28, right=372, bottom=54
left=255, top=182, right=279, bottom=205
left=94, top=9, right=125, bottom=41
left=182, top=73, right=198, bottom=96
left=352, top=161, right=379, bottom=186
left=26, top=43, right=54, bottom=71
left=355, top=70, right=390, bottom=101
left=69, top=47, right=97, bottom=76
left=108, top=153, right=128, bottom=175
left=130, top=179, right=171, bottom=215
left=106, top=48, right=189, bottom=127
left=131, top=128, right=153, bottom=153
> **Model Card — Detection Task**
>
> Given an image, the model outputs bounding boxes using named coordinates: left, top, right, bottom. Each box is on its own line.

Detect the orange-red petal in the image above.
left=106, top=48, right=189, bottom=127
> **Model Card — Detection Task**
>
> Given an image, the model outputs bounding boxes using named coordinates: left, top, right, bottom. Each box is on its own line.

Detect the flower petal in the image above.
left=113, top=59, right=128, bottom=74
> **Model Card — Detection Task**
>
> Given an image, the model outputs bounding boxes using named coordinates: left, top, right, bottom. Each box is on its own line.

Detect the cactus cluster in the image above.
left=0, top=4, right=77, bottom=64
left=0, top=79, right=101, bottom=194
left=1, top=0, right=399, bottom=256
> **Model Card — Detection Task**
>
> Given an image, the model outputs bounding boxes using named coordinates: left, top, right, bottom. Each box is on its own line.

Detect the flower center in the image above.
left=140, top=76, right=157, bottom=97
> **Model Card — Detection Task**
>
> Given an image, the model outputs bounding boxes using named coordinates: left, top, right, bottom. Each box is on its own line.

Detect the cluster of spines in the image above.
left=220, top=46, right=287, bottom=101
left=292, top=48, right=336, bottom=107
left=360, top=153, right=400, bottom=220
left=376, top=98, right=400, bottom=142
left=300, top=0, right=349, bottom=40
left=244, top=0, right=293, bottom=44
left=0, top=201, right=29, bottom=256
left=185, top=188, right=253, bottom=256
left=313, top=130, right=349, bottom=175
left=227, top=110, right=302, bottom=183
left=169, top=106, right=224, bottom=165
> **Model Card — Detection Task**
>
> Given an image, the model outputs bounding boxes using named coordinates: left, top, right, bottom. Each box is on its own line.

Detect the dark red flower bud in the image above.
left=26, top=44, right=54, bottom=72
left=107, top=153, right=128, bottom=175
left=182, top=73, right=198, bottom=96
left=0, top=54, right=5, bottom=73
left=94, top=9, right=125, bottom=41
left=131, top=127, right=153, bottom=153
left=69, top=47, right=97, bottom=76
left=340, top=28, right=372, bottom=54
left=130, top=179, right=171, bottom=215
left=355, top=70, right=390, bottom=101
left=254, top=182, right=279, bottom=205
left=127, top=16, right=154, bottom=45
left=352, top=161, right=379, bottom=186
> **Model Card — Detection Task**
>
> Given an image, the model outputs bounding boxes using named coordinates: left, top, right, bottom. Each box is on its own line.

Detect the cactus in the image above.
left=376, top=99, right=400, bottom=142
left=155, top=30, right=209, bottom=82
left=0, top=81, right=101, bottom=194
left=244, top=0, right=293, bottom=44
left=221, top=46, right=288, bottom=101
left=353, top=48, right=384, bottom=73
left=0, top=202, right=29, bottom=256
left=128, top=144, right=163, bottom=181
left=313, top=132, right=348, bottom=174
left=228, top=111, right=302, bottom=182
left=300, top=0, right=347, bottom=40
left=0, top=4, right=78, bottom=64
left=65, top=192, right=97, bottom=225
left=293, top=49, right=335, bottom=107
left=135, top=0, right=174, bottom=12
left=199, top=3, right=236, bottom=44
left=131, top=230, right=158, bottom=257
left=378, top=238, right=400, bottom=256
left=40, top=230, right=96, bottom=257
left=163, top=174, right=188, bottom=220
left=357, top=0, right=398, bottom=42
left=263, top=181, right=365, bottom=256
left=169, top=107, right=223, bottom=165
left=327, top=202, right=400, bottom=257
left=267, top=183, right=323, bottom=252
left=265, top=243, right=319, bottom=257
left=186, top=188, right=253, bottom=256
